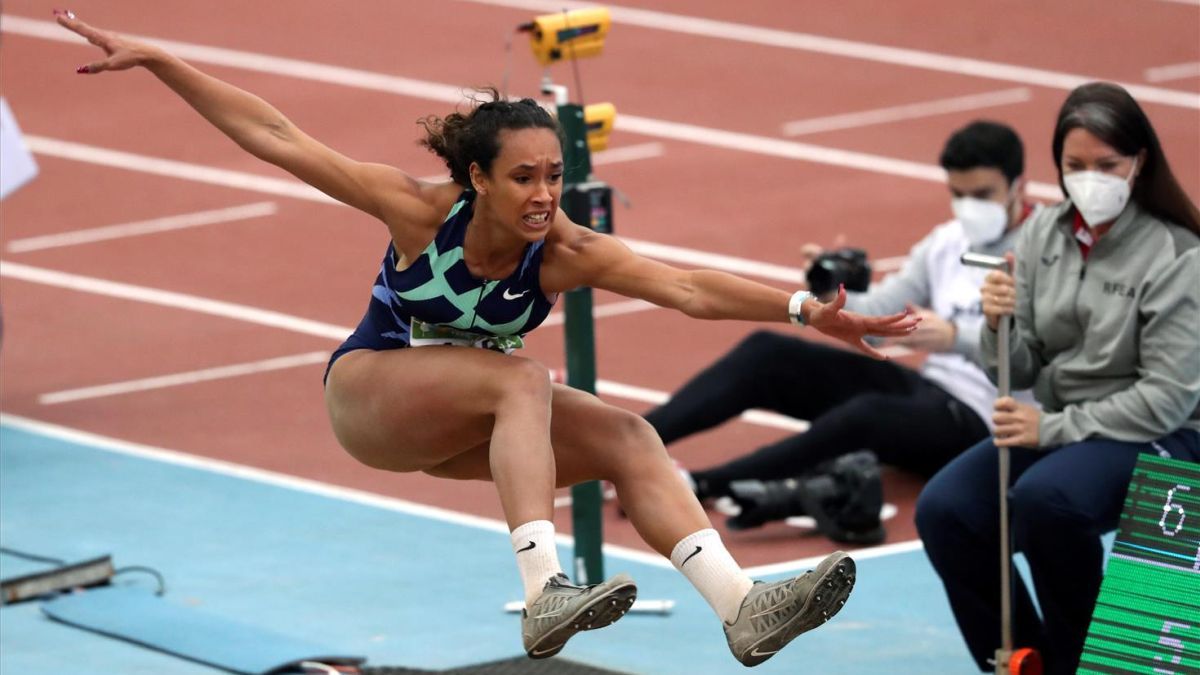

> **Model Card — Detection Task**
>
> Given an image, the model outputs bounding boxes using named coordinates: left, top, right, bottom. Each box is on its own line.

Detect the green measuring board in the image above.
left=1079, top=454, right=1200, bottom=674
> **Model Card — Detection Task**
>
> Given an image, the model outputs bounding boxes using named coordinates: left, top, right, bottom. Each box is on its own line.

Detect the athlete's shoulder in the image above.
left=380, top=181, right=465, bottom=255
left=540, top=211, right=623, bottom=292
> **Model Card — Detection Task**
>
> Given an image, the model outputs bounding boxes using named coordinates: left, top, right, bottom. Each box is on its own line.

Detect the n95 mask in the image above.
left=952, top=197, right=1008, bottom=246
left=1063, top=158, right=1138, bottom=226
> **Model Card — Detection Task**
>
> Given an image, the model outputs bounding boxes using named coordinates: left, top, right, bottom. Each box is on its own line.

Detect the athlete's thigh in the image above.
left=427, top=384, right=660, bottom=485
left=548, top=384, right=663, bottom=486
left=324, top=346, right=547, bottom=472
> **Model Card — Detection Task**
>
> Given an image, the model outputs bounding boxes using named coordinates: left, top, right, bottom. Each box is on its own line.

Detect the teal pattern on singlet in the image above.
left=393, top=199, right=536, bottom=334
left=333, top=189, right=556, bottom=360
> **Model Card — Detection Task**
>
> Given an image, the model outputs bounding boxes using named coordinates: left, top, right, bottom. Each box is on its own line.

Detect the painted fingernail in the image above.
left=76, top=65, right=89, bottom=74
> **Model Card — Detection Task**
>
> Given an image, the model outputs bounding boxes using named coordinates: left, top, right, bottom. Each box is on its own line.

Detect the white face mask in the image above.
left=1063, top=158, right=1138, bottom=226
left=952, top=196, right=1009, bottom=246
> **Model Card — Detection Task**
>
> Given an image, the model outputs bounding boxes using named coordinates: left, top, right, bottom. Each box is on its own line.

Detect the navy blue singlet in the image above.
left=325, top=190, right=556, bottom=381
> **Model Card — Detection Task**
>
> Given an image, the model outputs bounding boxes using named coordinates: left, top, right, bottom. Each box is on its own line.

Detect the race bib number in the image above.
left=410, top=319, right=524, bottom=353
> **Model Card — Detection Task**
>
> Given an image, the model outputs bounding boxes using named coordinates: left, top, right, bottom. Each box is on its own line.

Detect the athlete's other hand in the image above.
left=55, top=10, right=160, bottom=74
left=807, top=285, right=920, bottom=360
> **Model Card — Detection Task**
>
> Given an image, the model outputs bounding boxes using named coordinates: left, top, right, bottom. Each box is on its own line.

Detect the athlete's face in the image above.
left=472, top=128, right=563, bottom=240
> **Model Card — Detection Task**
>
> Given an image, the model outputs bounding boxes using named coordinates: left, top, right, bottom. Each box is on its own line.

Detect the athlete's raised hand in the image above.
left=806, top=285, right=920, bottom=360
left=55, top=10, right=158, bottom=74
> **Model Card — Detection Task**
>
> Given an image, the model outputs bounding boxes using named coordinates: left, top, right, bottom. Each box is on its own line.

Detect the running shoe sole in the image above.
left=738, top=552, right=856, bottom=667
left=526, top=577, right=638, bottom=659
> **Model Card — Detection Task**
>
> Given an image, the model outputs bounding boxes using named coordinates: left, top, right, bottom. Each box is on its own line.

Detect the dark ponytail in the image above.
left=1051, top=82, right=1200, bottom=236
left=418, top=88, right=561, bottom=188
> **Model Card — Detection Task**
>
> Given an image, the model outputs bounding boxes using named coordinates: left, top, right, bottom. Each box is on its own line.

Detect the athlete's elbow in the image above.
left=235, top=115, right=296, bottom=159
left=677, top=295, right=721, bottom=320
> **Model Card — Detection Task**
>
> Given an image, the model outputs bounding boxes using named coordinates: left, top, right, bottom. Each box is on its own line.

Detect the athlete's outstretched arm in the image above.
left=56, top=11, right=431, bottom=223
left=544, top=224, right=919, bottom=360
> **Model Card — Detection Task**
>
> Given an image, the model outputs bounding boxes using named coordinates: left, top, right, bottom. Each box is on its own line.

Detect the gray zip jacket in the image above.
left=981, top=199, right=1200, bottom=447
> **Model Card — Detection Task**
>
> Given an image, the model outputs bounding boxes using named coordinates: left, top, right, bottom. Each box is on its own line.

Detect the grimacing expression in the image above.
left=1061, top=127, right=1141, bottom=180
left=473, top=127, right=564, bottom=240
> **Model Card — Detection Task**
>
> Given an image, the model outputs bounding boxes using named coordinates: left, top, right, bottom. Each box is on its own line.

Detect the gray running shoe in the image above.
left=522, top=572, right=638, bottom=659
left=723, top=551, right=856, bottom=667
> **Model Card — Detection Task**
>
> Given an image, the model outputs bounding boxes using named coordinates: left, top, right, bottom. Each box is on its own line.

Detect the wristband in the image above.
left=788, top=290, right=813, bottom=326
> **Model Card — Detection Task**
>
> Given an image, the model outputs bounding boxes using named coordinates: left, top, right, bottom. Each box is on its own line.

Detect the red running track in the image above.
left=1, top=0, right=1197, bottom=567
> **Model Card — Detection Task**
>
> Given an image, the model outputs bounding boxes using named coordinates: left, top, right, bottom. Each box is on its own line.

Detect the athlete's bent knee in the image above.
left=494, top=357, right=553, bottom=406
left=608, top=411, right=669, bottom=472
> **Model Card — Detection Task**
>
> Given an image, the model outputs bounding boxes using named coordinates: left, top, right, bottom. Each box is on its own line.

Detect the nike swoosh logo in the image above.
left=681, top=545, right=702, bottom=566
left=532, top=609, right=566, bottom=619
left=503, top=289, right=530, bottom=300
left=517, top=541, right=536, bottom=553
left=750, top=646, right=779, bottom=658
left=1041, top=255, right=1060, bottom=265
left=530, top=643, right=561, bottom=656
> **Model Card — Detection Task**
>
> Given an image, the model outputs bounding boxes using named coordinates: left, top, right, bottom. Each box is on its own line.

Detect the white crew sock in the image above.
left=671, top=528, right=755, bottom=624
left=511, top=520, right=565, bottom=607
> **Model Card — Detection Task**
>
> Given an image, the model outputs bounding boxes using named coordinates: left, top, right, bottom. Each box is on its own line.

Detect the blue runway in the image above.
left=0, top=417, right=977, bottom=674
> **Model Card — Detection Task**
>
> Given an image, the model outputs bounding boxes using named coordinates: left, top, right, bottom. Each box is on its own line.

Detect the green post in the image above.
left=557, top=102, right=605, bottom=585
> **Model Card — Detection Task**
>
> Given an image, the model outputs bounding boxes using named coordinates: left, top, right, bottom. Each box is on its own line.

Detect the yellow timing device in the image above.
left=584, top=103, right=616, bottom=152
left=521, top=7, right=611, bottom=66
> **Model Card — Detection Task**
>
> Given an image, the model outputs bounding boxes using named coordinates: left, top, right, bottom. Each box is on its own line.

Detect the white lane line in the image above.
left=2, top=412, right=924, bottom=568
left=873, top=255, right=908, bottom=273
left=3, top=412, right=924, bottom=568
left=612, top=116, right=1063, bottom=202
left=22, top=136, right=830, bottom=284
left=0, top=260, right=351, bottom=340
left=593, top=379, right=810, bottom=433
left=620, top=238, right=807, bottom=284
left=781, top=88, right=1032, bottom=137
left=20, top=131, right=922, bottom=282
left=7, top=13, right=1070, bottom=200
left=553, top=486, right=618, bottom=509
left=543, top=299, right=658, bottom=327
left=743, top=539, right=926, bottom=578
left=1145, top=62, right=1200, bottom=83
left=591, top=142, right=665, bottom=165
left=25, top=136, right=335, bottom=203
left=1, top=16, right=466, bottom=105
left=10, top=138, right=943, bottom=314
left=0, top=413, right=671, bottom=569
left=6, top=201, right=278, bottom=253
left=39, top=351, right=330, bottom=405
left=1, top=260, right=812, bottom=433
left=453, top=0, right=1200, bottom=110
left=592, top=298, right=658, bottom=319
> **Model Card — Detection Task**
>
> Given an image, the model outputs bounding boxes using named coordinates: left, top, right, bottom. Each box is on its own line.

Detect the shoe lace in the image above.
left=745, top=576, right=804, bottom=630
left=528, top=575, right=589, bottom=621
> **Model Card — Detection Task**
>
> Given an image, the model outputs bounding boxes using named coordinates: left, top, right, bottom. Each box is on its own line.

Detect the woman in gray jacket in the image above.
left=915, top=82, right=1200, bottom=675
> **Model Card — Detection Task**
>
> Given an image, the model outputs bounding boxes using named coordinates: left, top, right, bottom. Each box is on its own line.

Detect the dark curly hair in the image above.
left=418, top=88, right=562, bottom=188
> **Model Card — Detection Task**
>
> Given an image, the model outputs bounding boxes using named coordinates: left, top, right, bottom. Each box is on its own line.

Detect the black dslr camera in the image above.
left=806, top=247, right=872, bottom=296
